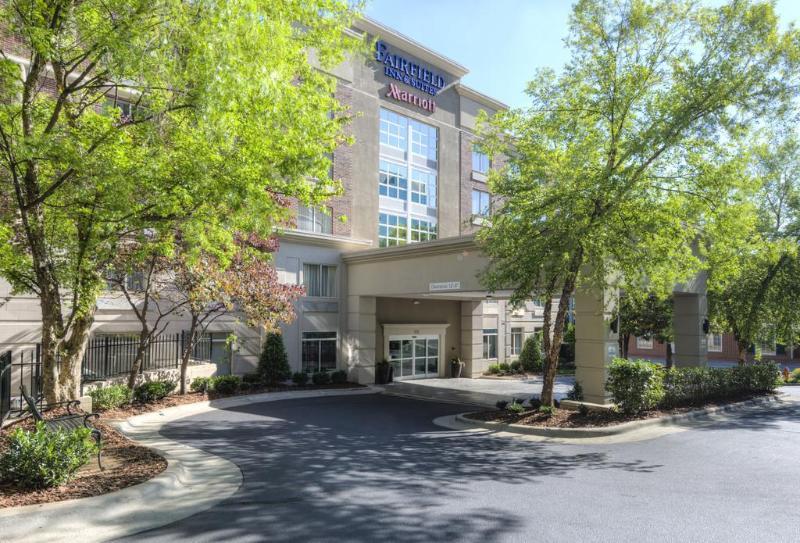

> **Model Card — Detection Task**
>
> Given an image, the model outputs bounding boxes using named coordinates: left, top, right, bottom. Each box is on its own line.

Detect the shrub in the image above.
left=312, top=371, right=331, bottom=385
left=486, top=363, right=501, bottom=375
left=89, top=384, right=132, bottom=410
left=566, top=381, right=584, bottom=401
left=0, top=422, right=97, bottom=489
left=258, top=332, right=291, bottom=384
left=495, top=400, right=509, bottom=410
left=788, top=368, right=800, bottom=384
left=605, top=358, right=664, bottom=414
left=190, top=376, right=212, bottom=393
left=292, top=372, right=309, bottom=386
left=507, top=401, right=525, bottom=414
left=509, top=360, right=522, bottom=373
left=211, top=375, right=241, bottom=395
left=134, top=380, right=176, bottom=403
left=241, top=373, right=263, bottom=386
left=498, top=362, right=511, bottom=374
left=519, top=333, right=544, bottom=373
left=330, top=370, right=348, bottom=384
left=578, top=403, right=590, bottom=417
left=528, top=398, right=542, bottom=410
left=538, top=405, right=555, bottom=417
left=661, top=362, right=780, bottom=408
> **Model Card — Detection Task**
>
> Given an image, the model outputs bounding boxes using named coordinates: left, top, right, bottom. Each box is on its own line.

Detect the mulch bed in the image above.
left=465, top=393, right=775, bottom=429
left=0, top=414, right=167, bottom=508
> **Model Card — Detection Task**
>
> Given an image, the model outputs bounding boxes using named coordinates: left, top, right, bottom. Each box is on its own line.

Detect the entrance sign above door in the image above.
left=429, top=281, right=461, bottom=291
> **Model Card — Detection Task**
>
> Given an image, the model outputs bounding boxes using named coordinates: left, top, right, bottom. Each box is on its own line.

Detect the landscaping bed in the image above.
left=0, top=414, right=167, bottom=508
left=464, top=392, right=776, bottom=429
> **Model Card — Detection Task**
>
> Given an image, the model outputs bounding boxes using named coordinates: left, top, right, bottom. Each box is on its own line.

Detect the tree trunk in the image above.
left=665, top=341, right=673, bottom=369
left=55, top=309, right=95, bottom=401
left=127, top=331, right=150, bottom=392
left=737, top=339, right=749, bottom=365
left=179, top=316, right=199, bottom=395
left=622, top=333, right=630, bottom=359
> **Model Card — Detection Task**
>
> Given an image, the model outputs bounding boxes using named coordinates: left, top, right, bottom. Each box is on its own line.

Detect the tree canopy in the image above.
left=0, top=0, right=363, bottom=400
left=477, top=0, right=800, bottom=405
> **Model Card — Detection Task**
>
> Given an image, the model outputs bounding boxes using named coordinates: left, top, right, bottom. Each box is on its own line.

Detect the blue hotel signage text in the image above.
left=375, top=40, right=445, bottom=96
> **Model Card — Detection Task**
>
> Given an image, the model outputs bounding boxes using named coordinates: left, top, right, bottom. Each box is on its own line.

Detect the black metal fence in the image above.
left=1, top=332, right=222, bottom=424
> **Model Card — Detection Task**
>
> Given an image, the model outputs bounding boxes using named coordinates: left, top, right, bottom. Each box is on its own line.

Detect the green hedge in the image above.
left=606, top=358, right=780, bottom=414
left=134, top=380, right=176, bottom=403
left=0, top=422, right=97, bottom=489
left=89, top=384, right=132, bottom=410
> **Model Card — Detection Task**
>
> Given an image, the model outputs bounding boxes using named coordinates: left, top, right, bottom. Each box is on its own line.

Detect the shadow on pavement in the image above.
left=122, top=394, right=661, bottom=542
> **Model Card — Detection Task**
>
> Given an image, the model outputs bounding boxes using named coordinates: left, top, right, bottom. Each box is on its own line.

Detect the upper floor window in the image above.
left=379, top=160, right=408, bottom=200
left=472, top=189, right=491, bottom=217
left=380, top=109, right=408, bottom=150
left=297, top=205, right=332, bottom=235
left=378, top=212, right=408, bottom=247
left=302, top=263, right=337, bottom=297
left=472, top=146, right=490, bottom=174
left=410, top=120, right=437, bottom=161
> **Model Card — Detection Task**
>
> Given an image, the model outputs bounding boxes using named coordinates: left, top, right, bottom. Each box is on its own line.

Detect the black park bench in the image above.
left=20, top=385, right=103, bottom=470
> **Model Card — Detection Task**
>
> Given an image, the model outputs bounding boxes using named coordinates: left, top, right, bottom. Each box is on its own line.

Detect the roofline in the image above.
left=354, top=16, right=469, bottom=79
left=455, top=83, right=508, bottom=112
left=342, top=234, right=479, bottom=264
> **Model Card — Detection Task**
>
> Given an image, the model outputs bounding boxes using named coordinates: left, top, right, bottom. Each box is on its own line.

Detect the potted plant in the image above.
left=450, top=357, right=465, bottom=378
left=375, top=359, right=392, bottom=384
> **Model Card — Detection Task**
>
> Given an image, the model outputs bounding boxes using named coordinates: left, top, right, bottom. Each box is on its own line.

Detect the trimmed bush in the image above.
left=134, top=380, right=176, bottom=403
left=486, top=363, right=501, bottom=375
left=519, top=333, right=544, bottom=373
left=292, top=372, right=309, bottom=386
left=190, top=376, right=212, bottom=393
left=507, top=401, right=525, bottom=414
left=330, top=370, right=348, bottom=384
left=0, top=422, right=97, bottom=489
left=787, top=368, right=800, bottom=384
left=566, top=381, right=584, bottom=401
left=258, top=332, right=291, bottom=384
left=89, top=384, right=132, bottom=410
left=211, top=375, right=241, bottom=395
left=495, top=400, right=509, bottom=410
left=606, top=358, right=665, bottom=414
left=312, top=371, right=331, bottom=385
left=241, top=373, right=263, bottom=385
left=498, top=362, right=511, bottom=373
left=509, top=360, right=522, bottom=373
left=661, top=362, right=780, bottom=408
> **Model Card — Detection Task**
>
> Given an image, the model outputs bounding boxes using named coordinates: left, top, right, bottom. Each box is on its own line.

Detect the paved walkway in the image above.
left=382, top=376, right=575, bottom=407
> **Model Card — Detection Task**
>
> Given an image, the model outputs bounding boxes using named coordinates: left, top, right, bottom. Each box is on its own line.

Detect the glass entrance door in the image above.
left=388, top=335, right=439, bottom=379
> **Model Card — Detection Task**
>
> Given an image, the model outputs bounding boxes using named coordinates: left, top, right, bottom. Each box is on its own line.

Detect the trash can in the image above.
left=450, top=358, right=464, bottom=378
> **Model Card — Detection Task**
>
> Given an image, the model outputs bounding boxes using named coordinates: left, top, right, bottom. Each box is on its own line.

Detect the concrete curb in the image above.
left=454, top=393, right=789, bottom=439
left=0, top=386, right=380, bottom=543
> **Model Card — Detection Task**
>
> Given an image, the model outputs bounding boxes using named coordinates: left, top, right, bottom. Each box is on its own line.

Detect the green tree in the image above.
left=258, top=332, right=291, bottom=385
left=518, top=332, right=544, bottom=373
left=614, top=292, right=673, bottom=364
left=0, top=0, right=362, bottom=401
left=708, top=129, right=800, bottom=361
left=477, top=0, right=800, bottom=406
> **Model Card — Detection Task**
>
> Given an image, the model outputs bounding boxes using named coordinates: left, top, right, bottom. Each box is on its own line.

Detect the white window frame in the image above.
left=510, top=327, right=524, bottom=356
left=636, top=336, right=654, bottom=350
left=301, top=331, right=337, bottom=373
left=378, top=212, right=408, bottom=247
left=472, top=189, right=491, bottom=217
left=409, top=217, right=437, bottom=243
left=379, top=159, right=408, bottom=201
left=297, top=204, right=333, bottom=235
left=302, top=263, right=337, bottom=298
left=472, top=147, right=490, bottom=174
left=483, top=328, right=498, bottom=360
left=379, top=109, right=407, bottom=150
left=707, top=333, right=723, bottom=353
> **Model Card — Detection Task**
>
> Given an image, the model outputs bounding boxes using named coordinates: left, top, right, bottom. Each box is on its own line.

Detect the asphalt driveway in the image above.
left=118, top=390, right=800, bottom=542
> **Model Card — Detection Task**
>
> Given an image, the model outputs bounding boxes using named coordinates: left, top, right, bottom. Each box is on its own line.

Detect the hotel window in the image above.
left=410, top=119, right=438, bottom=161
left=302, top=332, right=337, bottom=372
left=410, top=217, right=437, bottom=242
left=379, top=160, right=408, bottom=200
left=297, top=205, right=332, bottom=235
left=302, top=264, right=337, bottom=297
left=378, top=108, right=438, bottom=247
left=511, top=328, right=524, bottom=356
left=636, top=336, right=653, bottom=350
left=472, top=189, right=491, bottom=217
left=707, top=333, right=723, bottom=352
left=379, top=109, right=408, bottom=150
left=472, top=146, right=490, bottom=174
left=483, top=329, right=498, bottom=360
left=378, top=213, right=408, bottom=247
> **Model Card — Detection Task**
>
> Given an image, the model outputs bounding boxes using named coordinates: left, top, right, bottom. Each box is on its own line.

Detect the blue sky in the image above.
left=365, top=0, right=800, bottom=109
